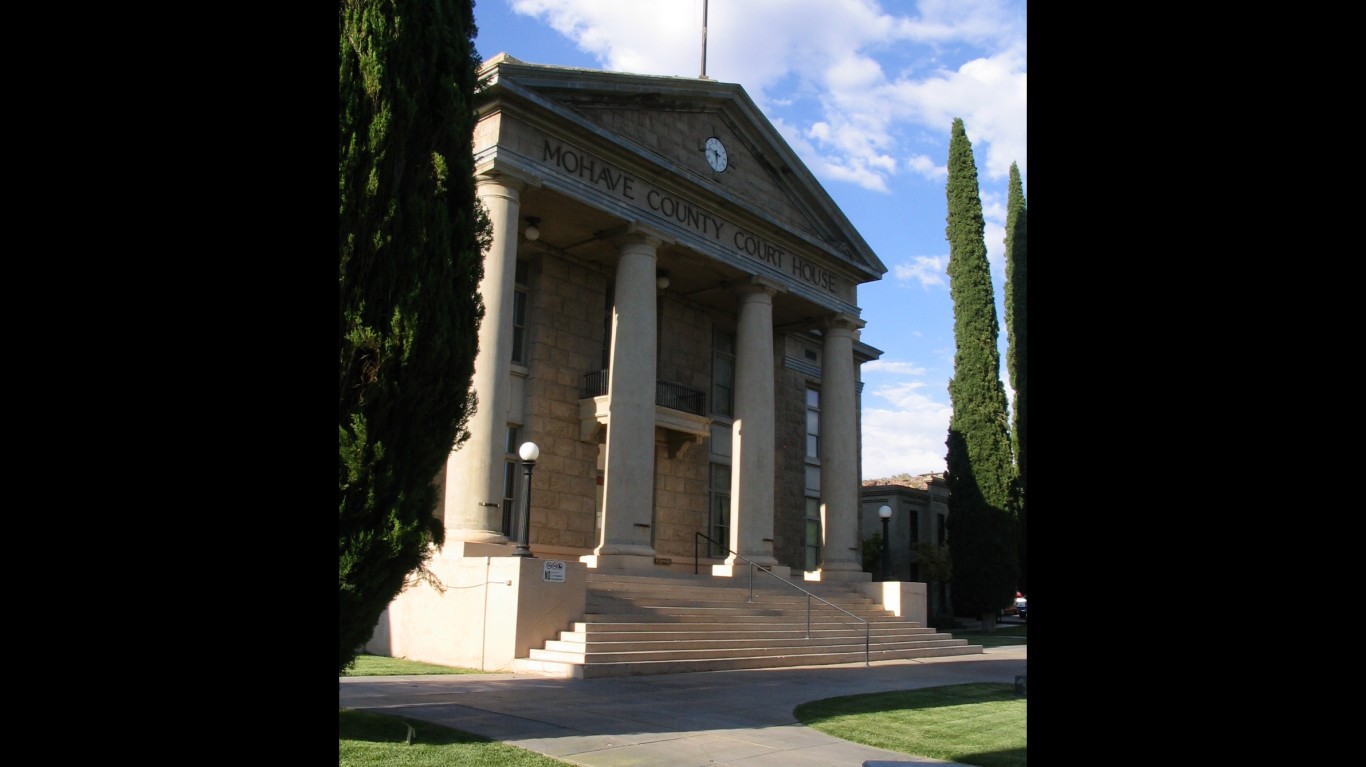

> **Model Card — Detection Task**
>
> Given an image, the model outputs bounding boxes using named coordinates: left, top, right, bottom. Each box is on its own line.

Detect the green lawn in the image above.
left=340, top=709, right=569, bottom=767
left=342, top=654, right=491, bottom=676
left=795, top=683, right=1026, bottom=767
left=953, top=622, right=1027, bottom=648
left=342, top=632, right=1027, bottom=767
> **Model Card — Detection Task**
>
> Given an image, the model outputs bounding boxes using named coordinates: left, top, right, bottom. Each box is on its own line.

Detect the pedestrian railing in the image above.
left=693, top=531, right=869, bottom=666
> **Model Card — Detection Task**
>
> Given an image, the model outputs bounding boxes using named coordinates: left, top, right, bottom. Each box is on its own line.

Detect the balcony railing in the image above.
left=581, top=369, right=706, bottom=416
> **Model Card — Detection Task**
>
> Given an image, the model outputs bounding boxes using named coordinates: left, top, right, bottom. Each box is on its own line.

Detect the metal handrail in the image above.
left=694, top=531, right=870, bottom=666
left=581, top=369, right=707, bottom=416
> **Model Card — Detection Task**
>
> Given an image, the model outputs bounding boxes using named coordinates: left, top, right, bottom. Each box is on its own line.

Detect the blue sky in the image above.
left=472, top=0, right=1027, bottom=479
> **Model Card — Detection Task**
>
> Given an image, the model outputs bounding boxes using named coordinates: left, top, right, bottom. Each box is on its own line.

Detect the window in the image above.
left=512, top=261, right=528, bottom=364
left=804, top=498, right=821, bottom=571
left=937, top=513, right=947, bottom=546
left=502, top=426, right=520, bottom=537
left=712, top=329, right=735, bottom=417
left=805, top=387, right=820, bottom=459
left=709, top=463, right=731, bottom=557
left=804, top=386, right=821, bottom=570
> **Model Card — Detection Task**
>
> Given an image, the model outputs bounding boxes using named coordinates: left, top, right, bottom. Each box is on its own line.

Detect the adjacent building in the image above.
left=861, top=475, right=951, bottom=616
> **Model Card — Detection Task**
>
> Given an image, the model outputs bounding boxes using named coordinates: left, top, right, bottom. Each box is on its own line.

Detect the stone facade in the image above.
left=369, top=55, right=892, bottom=666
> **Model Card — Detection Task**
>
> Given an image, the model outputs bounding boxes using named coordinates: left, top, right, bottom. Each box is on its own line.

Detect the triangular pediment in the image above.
left=479, top=55, right=885, bottom=282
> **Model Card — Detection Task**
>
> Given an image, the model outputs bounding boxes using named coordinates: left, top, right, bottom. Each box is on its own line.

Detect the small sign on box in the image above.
left=543, top=560, right=566, bottom=582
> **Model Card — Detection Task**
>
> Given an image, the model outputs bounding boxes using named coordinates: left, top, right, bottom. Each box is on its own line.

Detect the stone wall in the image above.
left=773, top=351, right=811, bottom=571
left=651, top=289, right=723, bottom=560
left=521, top=249, right=609, bottom=551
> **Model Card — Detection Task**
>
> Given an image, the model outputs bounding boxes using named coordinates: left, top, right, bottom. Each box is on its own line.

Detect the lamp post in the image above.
left=514, top=442, right=539, bottom=557
left=879, top=505, right=892, bottom=581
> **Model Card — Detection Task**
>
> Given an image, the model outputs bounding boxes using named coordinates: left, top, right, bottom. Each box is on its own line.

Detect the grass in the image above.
left=339, top=709, right=569, bottom=766
left=793, top=621, right=1027, bottom=766
left=342, top=654, right=491, bottom=676
left=794, top=683, right=1026, bottom=767
left=953, top=621, right=1027, bottom=648
left=341, top=627, right=1027, bottom=767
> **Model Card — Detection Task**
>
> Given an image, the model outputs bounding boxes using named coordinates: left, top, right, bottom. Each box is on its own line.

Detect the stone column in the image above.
left=440, top=174, right=523, bottom=551
left=717, top=278, right=782, bottom=575
left=583, top=232, right=660, bottom=571
left=816, top=313, right=867, bottom=581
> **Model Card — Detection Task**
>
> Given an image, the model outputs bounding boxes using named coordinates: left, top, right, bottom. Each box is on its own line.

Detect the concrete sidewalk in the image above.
left=339, top=644, right=1027, bottom=767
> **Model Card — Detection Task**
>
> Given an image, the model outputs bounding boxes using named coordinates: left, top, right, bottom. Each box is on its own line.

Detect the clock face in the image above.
left=705, top=137, right=728, bottom=172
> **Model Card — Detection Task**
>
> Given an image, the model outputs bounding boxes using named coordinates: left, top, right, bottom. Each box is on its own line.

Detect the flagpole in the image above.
left=700, top=0, right=709, bottom=78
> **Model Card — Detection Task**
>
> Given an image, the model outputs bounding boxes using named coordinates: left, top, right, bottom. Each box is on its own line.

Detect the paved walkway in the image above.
left=339, top=644, right=1027, bottom=767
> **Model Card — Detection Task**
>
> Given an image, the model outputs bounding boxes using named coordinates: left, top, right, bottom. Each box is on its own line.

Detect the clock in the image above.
left=704, top=136, right=728, bottom=172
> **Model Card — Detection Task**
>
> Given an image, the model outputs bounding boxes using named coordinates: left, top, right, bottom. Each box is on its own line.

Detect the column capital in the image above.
left=474, top=173, right=527, bottom=204
left=608, top=222, right=667, bottom=252
left=822, top=312, right=865, bottom=333
left=475, top=168, right=539, bottom=193
left=734, top=275, right=785, bottom=298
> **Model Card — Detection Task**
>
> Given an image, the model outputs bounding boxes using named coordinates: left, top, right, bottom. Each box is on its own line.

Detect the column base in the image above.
left=580, top=553, right=658, bottom=571
left=712, top=563, right=792, bottom=580
left=437, top=541, right=515, bottom=558
left=803, top=568, right=873, bottom=583
left=442, top=528, right=510, bottom=545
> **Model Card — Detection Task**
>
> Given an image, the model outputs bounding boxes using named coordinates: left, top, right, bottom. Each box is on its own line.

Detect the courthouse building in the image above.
left=367, top=55, right=896, bottom=668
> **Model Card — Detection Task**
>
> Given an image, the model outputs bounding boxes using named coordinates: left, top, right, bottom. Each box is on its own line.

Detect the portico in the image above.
left=431, top=54, right=888, bottom=581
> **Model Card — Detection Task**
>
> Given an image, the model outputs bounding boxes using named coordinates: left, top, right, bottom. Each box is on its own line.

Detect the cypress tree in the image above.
left=943, top=118, right=1018, bottom=624
left=1004, top=162, right=1027, bottom=595
left=338, top=0, right=489, bottom=674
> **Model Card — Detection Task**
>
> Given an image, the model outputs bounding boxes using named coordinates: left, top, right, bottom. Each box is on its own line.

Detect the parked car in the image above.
left=1001, top=591, right=1027, bottom=619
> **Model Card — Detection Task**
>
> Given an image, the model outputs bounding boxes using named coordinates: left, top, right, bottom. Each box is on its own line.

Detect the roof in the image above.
left=476, top=53, right=887, bottom=283
left=862, top=474, right=946, bottom=491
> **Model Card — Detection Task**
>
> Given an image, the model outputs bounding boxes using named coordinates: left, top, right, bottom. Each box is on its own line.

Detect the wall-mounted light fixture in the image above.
left=524, top=217, right=541, bottom=242
left=656, top=270, right=670, bottom=290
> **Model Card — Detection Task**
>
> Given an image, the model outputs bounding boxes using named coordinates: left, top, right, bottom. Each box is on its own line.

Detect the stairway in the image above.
left=510, top=571, right=982, bottom=679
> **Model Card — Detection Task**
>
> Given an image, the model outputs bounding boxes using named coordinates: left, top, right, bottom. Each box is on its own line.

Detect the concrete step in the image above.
left=586, top=575, right=872, bottom=598
left=581, top=606, right=891, bottom=623
left=560, top=623, right=945, bottom=639
left=513, top=572, right=983, bottom=679
left=512, top=644, right=985, bottom=679
left=579, top=612, right=904, bottom=625
left=543, top=634, right=965, bottom=654
left=530, top=638, right=971, bottom=664
left=590, top=593, right=885, bottom=609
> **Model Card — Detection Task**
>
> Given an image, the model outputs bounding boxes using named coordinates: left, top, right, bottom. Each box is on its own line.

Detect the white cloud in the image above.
left=892, top=256, right=948, bottom=289
left=906, top=154, right=946, bottom=181
left=862, top=359, right=926, bottom=376
left=881, top=49, right=1027, bottom=184
left=813, top=156, right=894, bottom=193
left=861, top=378, right=952, bottom=478
left=891, top=0, right=1025, bottom=46
left=509, top=1, right=1026, bottom=193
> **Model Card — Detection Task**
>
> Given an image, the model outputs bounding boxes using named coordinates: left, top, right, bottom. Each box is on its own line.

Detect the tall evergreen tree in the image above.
left=338, top=0, right=489, bottom=674
left=1004, top=162, right=1027, bottom=595
left=943, top=118, right=1018, bottom=624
